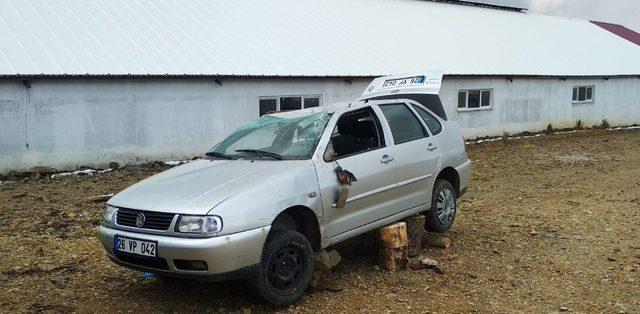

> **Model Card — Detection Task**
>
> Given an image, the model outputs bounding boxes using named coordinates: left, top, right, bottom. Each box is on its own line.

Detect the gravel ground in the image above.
left=1, top=129, right=639, bottom=313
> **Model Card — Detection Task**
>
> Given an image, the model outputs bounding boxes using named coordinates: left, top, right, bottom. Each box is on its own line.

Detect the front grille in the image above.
left=116, top=208, right=175, bottom=230
left=115, top=252, right=169, bottom=270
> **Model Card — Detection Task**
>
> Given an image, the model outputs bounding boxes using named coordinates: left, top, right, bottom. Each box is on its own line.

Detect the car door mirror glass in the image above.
left=324, top=142, right=336, bottom=162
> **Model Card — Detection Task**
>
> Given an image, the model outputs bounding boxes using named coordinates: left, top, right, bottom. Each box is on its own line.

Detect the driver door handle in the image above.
left=380, top=154, right=395, bottom=164
left=427, top=143, right=438, bottom=151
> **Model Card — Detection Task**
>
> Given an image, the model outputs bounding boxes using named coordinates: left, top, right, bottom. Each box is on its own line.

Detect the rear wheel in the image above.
left=249, top=230, right=314, bottom=306
left=426, top=179, right=457, bottom=233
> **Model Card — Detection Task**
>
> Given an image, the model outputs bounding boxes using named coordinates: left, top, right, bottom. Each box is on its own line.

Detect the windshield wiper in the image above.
left=235, top=149, right=283, bottom=160
left=204, top=151, right=233, bottom=159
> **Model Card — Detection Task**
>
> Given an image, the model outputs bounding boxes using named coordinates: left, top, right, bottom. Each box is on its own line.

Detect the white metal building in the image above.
left=1, top=0, right=639, bottom=173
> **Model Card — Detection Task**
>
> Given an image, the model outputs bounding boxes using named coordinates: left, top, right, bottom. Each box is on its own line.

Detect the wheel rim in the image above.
left=436, top=188, right=456, bottom=225
left=267, top=243, right=306, bottom=293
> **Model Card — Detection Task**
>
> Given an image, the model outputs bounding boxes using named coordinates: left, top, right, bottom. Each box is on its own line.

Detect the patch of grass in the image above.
left=546, top=124, right=554, bottom=134
left=501, top=132, right=511, bottom=142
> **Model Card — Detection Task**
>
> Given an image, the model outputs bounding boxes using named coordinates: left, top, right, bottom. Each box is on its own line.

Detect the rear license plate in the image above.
left=382, top=76, right=425, bottom=88
left=114, top=236, right=157, bottom=258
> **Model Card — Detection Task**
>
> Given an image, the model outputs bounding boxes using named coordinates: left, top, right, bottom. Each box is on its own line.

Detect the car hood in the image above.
left=108, top=159, right=310, bottom=214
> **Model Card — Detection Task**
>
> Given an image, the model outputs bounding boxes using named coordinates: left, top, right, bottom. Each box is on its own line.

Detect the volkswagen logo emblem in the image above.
left=136, top=213, right=146, bottom=228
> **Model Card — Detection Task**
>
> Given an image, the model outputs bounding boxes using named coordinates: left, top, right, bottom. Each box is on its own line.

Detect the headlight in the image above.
left=175, top=215, right=223, bottom=235
left=102, top=205, right=117, bottom=225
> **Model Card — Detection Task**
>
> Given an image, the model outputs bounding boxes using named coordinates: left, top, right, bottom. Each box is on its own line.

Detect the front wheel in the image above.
left=249, top=230, right=314, bottom=306
left=425, top=179, right=457, bottom=233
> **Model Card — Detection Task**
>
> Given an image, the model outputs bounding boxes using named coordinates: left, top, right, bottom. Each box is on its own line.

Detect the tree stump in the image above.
left=422, top=232, right=451, bottom=248
left=377, top=222, right=409, bottom=271
left=403, top=215, right=426, bottom=257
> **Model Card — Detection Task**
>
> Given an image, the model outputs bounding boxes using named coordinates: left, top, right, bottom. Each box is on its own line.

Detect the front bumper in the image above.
left=98, top=225, right=271, bottom=281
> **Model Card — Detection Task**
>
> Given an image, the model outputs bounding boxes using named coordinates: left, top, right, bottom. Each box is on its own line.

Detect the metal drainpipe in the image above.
left=23, top=79, right=31, bottom=151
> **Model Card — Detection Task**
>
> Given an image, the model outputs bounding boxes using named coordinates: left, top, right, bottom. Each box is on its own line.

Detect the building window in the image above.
left=259, top=95, right=322, bottom=116
left=458, top=90, right=492, bottom=111
left=303, top=97, right=320, bottom=108
left=572, top=86, right=594, bottom=103
left=259, top=99, right=277, bottom=116
left=280, top=97, right=302, bottom=111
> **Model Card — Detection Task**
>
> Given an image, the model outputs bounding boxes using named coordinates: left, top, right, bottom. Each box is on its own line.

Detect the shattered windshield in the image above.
left=208, top=110, right=331, bottom=160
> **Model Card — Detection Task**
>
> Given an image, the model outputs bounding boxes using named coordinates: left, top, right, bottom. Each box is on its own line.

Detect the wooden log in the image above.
left=403, top=215, right=426, bottom=257
left=422, top=232, right=451, bottom=249
left=379, top=246, right=409, bottom=271
left=377, top=222, right=408, bottom=249
left=85, top=193, right=115, bottom=203
left=377, top=222, right=409, bottom=271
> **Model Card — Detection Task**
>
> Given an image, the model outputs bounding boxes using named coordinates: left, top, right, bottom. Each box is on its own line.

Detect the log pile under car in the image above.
left=376, top=215, right=452, bottom=271
left=377, top=222, right=409, bottom=271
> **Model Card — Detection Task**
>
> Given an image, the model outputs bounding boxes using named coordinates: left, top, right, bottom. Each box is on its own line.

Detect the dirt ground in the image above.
left=1, top=129, right=639, bottom=313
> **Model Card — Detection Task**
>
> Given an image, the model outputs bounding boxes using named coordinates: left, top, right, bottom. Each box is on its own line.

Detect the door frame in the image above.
left=311, top=105, right=400, bottom=241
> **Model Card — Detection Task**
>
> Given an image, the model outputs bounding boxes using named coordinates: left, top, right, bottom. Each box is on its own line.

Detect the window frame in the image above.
left=327, top=106, right=387, bottom=161
left=572, top=85, right=595, bottom=104
left=410, top=103, right=443, bottom=136
left=378, top=102, right=429, bottom=145
left=259, top=94, right=323, bottom=116
left=457, top=89, right=493, bottom=112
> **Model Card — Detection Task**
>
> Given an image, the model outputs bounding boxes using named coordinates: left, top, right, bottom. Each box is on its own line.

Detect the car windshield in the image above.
left=208, top=110, right=331, bottom=160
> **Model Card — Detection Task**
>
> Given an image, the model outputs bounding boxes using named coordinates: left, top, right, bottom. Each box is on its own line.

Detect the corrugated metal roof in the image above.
left=592, top=21, right=640, bottom=47
left=0, top=0, right=639, bottom=77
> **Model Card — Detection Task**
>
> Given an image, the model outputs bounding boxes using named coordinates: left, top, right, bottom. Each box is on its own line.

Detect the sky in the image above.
left=472, top=0, right=640, bottom=32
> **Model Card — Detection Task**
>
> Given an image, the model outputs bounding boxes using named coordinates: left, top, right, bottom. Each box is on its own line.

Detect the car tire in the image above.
left=249, top=230, right=314, bottom=307
left=425, top=179, right=457, bottom=233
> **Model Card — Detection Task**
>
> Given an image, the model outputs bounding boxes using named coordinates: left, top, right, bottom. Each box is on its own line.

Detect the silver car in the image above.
left=98, top=73, right=472, bottom=305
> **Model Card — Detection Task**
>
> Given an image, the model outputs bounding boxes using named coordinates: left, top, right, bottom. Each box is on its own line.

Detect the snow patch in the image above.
left=163, top=160, right=191, bottom=166
left=607, top=125, right=640, bottom=131
left=466, top=125, right=640, bottom=145
left=51, top=168, right=113, bottom=179
left=47, top=159, right=192, bottom=179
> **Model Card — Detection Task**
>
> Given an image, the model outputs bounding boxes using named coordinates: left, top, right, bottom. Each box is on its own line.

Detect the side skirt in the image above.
left=326, top=203, right=430, bottom=247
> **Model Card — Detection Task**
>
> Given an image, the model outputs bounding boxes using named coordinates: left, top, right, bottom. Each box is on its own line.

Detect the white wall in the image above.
left=0, top=76, right=639, bottom=173
left=441, top=76, right=640, bottom=138
left=0, top=77, right=369, bottom=173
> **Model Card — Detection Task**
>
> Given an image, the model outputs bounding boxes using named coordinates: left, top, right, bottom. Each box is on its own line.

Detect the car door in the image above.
left=316, top=107, right=398, bottom=238
left=408, top=103, right=445, bottom=203
left=377, top=102, right=441, bottom=211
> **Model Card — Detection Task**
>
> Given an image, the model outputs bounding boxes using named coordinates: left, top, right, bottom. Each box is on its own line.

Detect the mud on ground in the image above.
left=0, top=129, right=639, bottom=313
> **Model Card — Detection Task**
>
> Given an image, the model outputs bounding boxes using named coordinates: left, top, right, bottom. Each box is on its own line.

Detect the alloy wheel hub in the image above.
left=436, top=188, right=455, bottom=224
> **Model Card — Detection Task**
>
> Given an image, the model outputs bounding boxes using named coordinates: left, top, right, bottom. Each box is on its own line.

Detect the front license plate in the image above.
left=114, top=236, right=157, bottom=258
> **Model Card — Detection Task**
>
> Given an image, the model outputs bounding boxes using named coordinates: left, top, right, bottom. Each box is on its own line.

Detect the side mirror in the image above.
left=323, top=142, right=336, bottom=162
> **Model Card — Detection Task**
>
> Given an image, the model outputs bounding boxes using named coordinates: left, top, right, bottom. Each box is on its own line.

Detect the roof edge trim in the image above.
left=1, top=74, right=639, bottom=80
left=426, top=0, right=527, bottom=12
